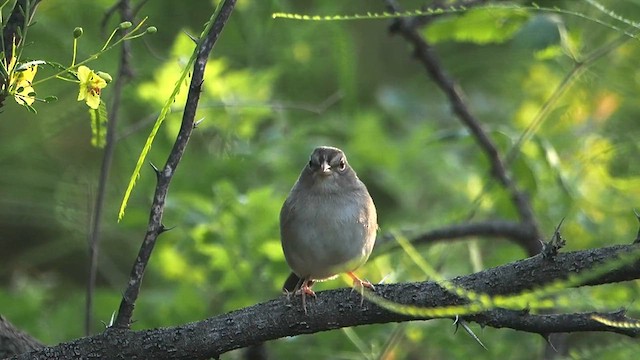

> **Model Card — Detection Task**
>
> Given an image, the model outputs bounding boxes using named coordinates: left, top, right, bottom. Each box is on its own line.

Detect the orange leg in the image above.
left=347, top=272, right=374, bottom=306
left=347, top=272, right=375, bottom=290
left=296, top=278, right=316, bottom=314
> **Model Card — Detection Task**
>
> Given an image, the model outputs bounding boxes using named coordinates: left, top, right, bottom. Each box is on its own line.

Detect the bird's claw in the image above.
left=347, top=272, right=375, bottom=306
left=296, top=280, right=316, bottom=314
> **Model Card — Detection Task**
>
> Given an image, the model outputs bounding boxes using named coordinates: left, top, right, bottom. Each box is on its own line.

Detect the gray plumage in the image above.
left=280, top=146, right=377, bottom=283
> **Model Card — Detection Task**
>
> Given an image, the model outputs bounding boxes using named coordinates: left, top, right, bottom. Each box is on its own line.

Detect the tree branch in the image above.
left=468, top=309, right=639, bottom=337
left=384, top=0, right=541, bottom=254
left=0, top=316, right=43, bottom=358
left=14, top=243, right=640, bottom=359
left=376, top=220, right=540, bottom=256
left=112, top=0, right=237, bottom=329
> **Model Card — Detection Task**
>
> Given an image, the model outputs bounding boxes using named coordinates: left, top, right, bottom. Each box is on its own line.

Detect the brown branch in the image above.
left=13, top=243, right=640, bottom=359
left=384, top=0, right=541, bottom=254
left=112, top=0, right=237, bottom=329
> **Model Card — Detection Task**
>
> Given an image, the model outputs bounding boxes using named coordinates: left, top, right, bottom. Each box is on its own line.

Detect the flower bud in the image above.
left=73, top=27, right=83, bottom=38
left=96, top=71, right=113, bottom=83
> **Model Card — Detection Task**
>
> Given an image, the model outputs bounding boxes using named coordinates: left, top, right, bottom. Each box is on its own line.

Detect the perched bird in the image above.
left=280, top=146, right=378, bottom=313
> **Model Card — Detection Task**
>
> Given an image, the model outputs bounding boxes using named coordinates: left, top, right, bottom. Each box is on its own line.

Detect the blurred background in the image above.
left=1, top=0, right=640, bottom=358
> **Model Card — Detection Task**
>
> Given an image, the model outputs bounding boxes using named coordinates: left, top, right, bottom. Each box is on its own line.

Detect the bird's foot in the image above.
left=348, top=272, right=374, bottom=306
left=348, top=272, right=374, bottom=290
left=295, top=279, right=316, bottom=314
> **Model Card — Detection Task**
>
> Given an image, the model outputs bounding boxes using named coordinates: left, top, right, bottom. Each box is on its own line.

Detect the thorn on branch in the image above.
left=541, top=333, right=558, bottom=353
left=100, top=311, right=116, bottom=329
left=613, top=308, right=628, bottom=318
left=159, top=224, right=175, bottom=234
left=453, top=316, right=488, bottom=350
left=184, top=30, right=199, bottom=44
left=193, top=117, right=205, bottom=129
left=453, top=315, right=460, bottom=334
left=541, top=218, right=566, bottom=259
left=149, top=162, right=160, bottom=177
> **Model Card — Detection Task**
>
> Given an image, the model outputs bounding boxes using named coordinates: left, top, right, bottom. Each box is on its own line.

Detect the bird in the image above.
left=280, top=146, right=378, bottom=313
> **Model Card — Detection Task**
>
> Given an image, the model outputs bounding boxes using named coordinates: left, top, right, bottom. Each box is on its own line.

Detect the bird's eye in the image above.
left=338, top=159, right=346, bottom=171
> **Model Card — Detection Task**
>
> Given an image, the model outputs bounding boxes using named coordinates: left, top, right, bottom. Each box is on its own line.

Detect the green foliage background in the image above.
left=1, top=0, right=640, bottom=358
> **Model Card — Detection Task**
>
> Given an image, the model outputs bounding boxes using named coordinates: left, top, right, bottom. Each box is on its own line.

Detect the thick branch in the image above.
left=0, top=316, right=43, bottom=358
left=112, top=0, right=237, bottom=329
left=15, top=244, right=640, bottom=359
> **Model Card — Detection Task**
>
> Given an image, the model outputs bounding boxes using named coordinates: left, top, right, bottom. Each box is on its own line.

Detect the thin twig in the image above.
left=112, top=0, right=237, bottom=329
left=375, top=220, right=540, bottom=256
left=86, top=0, right=135, bottom=336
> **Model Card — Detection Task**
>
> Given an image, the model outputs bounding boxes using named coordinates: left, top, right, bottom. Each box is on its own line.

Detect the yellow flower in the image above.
left=77, top=65, right=107, bottom=109
left=11, top=63, right=38, bottom=106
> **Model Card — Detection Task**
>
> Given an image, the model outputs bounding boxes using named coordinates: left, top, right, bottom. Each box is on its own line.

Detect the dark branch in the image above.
left=468, top=309, right=639, bottom=337
left=0, top=316, right=43, bottom=358
left=15, top=244, right=640, bottom=359
left=376, top=220, right=540, bottom=256
left=384, top=0, right=540, bottom=254
left=112, top=0, right=237, bottom=329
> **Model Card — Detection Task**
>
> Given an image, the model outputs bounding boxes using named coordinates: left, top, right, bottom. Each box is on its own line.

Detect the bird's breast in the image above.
left=281, top=189, right=377, bottom=280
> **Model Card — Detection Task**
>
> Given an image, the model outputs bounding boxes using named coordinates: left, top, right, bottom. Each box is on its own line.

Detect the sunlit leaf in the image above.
left=424, top=8, right=530, bottom=44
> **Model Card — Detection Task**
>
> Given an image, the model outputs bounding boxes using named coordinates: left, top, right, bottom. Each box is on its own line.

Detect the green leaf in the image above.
left=44, top=62, right=80, bottom=81
left=424, top=8, right=530, bottom=45
left=89, top=100, right=108, bottom=148
left=23, top=102, right=37, bottom=114
left=45, top=61, right=69, bottom=71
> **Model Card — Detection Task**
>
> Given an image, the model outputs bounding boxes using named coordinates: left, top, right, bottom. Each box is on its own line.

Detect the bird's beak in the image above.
left=320, top=161, right=331, bottom=174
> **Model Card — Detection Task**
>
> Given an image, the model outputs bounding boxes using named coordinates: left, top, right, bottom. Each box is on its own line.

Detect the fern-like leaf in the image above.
left=117, top=4, right=222, bottom=221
